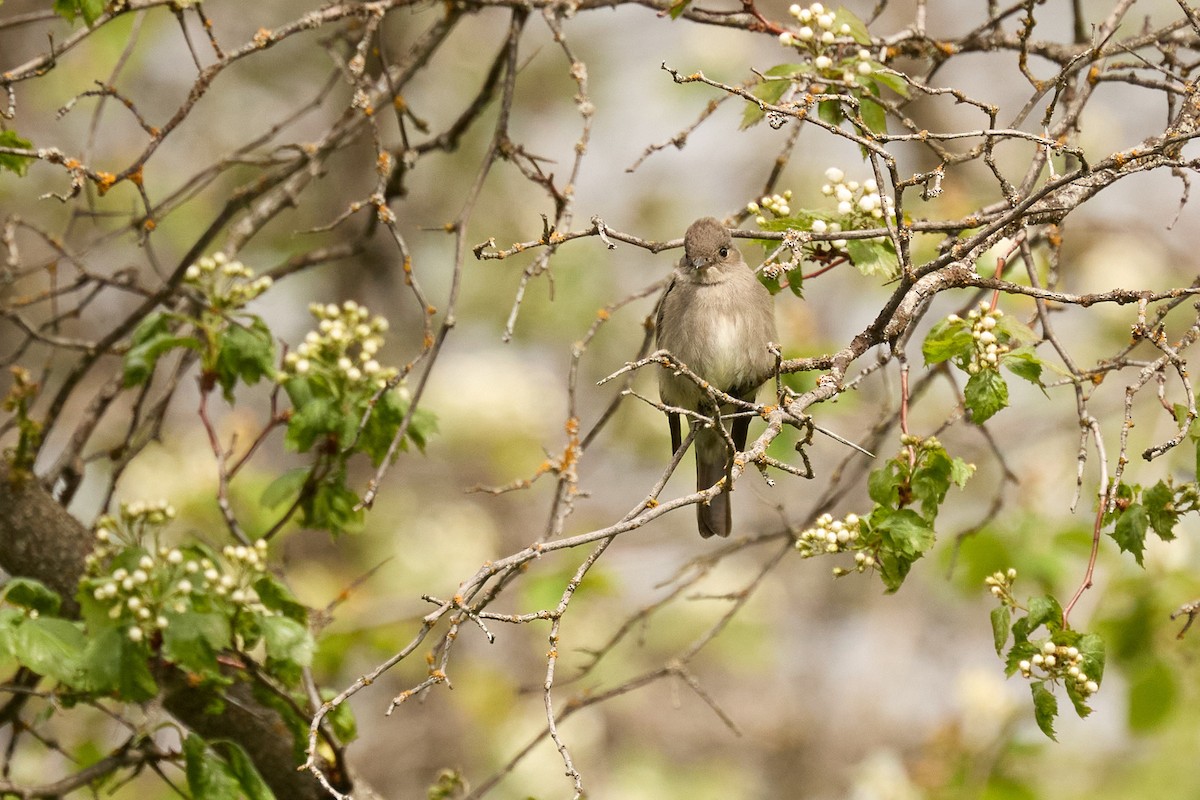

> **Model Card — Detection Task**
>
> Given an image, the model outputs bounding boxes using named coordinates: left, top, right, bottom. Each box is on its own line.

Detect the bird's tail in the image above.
left=695, top=426, right=732, bottom=538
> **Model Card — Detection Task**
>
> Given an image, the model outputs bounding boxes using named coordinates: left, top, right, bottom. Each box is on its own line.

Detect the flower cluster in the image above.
left=984, top=567, right=1017, bottom=601
left=795, top=512, right=875, bottom=574
left=86, top=500, right=270, bottom=644
left=746, top=190, right=792, bottom=220
left=821, top=167, right=892, bottom=222
left=947, top=302, right=1008, bottom=375
left=778, top=4, right=876, bottom=83
left=183, top=253, right=273, bottom=311
left=281, top=300, right=397, bottom=390
left=1017, top=641, right=1100, bottom=698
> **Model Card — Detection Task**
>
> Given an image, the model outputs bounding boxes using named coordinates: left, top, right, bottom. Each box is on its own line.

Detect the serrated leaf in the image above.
left=253, top=575, right=308, bottom=624
left=922, top=318, right=975, bottom=365
left=845, top=237, right=899, bottom=278
left=990, top=605, right=1011, bottom=654
left=1111, top=503, right=1149, bottom=566
left=123, top=312, right=200, bottom=388
left=3, top=578, right=61, bottom=616
left=964, top=368, right=1009, bottom=423
left=284, top=394, right=340, bottom=453
left=1142, top=480, right=1178, bottom=541
left=15, top=617, right=84, bottom=686
left=214, top=317, right=276, bottom=402
left=995, top=314, right=1039, bottom=346
left=1076, top=632, right=1105, bottom=684
left=1001, top=347, right=1045, bottom=388
left=1004, top=639, right=1038, bottom=676
left=81, top=626, right=157, bottom=701
left=1031, top=681, right=1059, bottom=740
left=162, top=611, right=231, bottom=678
left=0, top=130, right=35, bottom=176
left=1024, top=595, right=1063, bottom=634
left=260, top=615, right=313, bottom=669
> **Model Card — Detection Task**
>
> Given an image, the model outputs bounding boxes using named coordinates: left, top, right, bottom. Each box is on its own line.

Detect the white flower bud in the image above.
left=815, top=55, right=833, bottom=70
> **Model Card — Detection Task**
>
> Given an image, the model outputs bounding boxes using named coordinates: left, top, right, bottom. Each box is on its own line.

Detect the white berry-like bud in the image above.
left=1032, top=654, right=1044, bottom=666
left=837, top=201, right=852, bottom=215
left=1042, top=641, right=1057, bottom=655
left=1044, top=655, right=1057, bottom=667
left=1018, top=659, right=1031, bottom=672
left=798, top=26, right=814, bottom=41
left=815, top=55, right=833, bottom=70
left=779, top=31, right=795, bottom=46
left=1085, top=681, right=1099, bottom=694
left=821, top=30, right=836, bottom=43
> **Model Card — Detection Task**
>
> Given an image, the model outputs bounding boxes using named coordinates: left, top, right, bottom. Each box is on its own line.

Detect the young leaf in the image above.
left=1142, top=480, right=1178, bottom=541
left=833, top=7, right=872, bottom=44
left=1111, top=503, right=1149, bottom=566
left=213, top=741, right=275, bottom=800
left=1031, top=681, right=1059, bottom=740
left=741, top=76, right=795, bottom=130
left=260, top=615, right=314, bottom=669
left=3, top=578, right=61, bottom=616
left=214, top=317, right=276, bottom=401
left=0, top=130, right=35, bottom=176
left=1001, top=347, right=1045, bottom=387
left=845, top=237, right=899, bottom=279
left=123, top=312, right=199, bottom=388
left=964, top=368, right=1009, bottom=423
left=15, top=617, right=85, bottom=686
left=81, top=626, right=157, bottom=701
left=162, top=611, right=231, bottom=678
left=990, top=605, right=1011, bottom=655
left=922, top=318, right=975, bottom=365
left=185, top=734, right=241, bottom=800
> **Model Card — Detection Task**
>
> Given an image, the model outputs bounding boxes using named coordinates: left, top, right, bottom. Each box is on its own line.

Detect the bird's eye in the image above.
left=718, top=246, right=729, bottom=258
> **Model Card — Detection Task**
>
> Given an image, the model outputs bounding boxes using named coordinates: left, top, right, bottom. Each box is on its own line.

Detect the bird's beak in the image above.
left=689, top=256, right=710, bottom=271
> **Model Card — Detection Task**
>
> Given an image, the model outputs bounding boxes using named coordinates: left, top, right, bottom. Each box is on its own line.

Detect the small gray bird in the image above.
left=656, top=217, right=778, bottom=538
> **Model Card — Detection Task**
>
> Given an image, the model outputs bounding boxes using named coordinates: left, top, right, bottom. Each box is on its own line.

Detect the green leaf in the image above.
left=1075, top=631, right=1105, bottom=684
left=666, top=0, right=689, bottom=19
left=0, top=130, right=35, bottom=176
left=1030, top=681, right=1058, bottom=741
left=922, top=318, right=975, bottom=365
left=2, top=578, right=61, bottom=616
left=875, top=508, right=935, bottom=558
left=322, top=688, right=359, bottom=744
left=1142, top=480, right=1178, bottom=541
left=185, top=734, right=241, bottom=800
left=990, top=605, right=1011, bottom=655
left=964, top=368, right=1009, bottom=423
left=15, top=617, right=84, bottom=686
left=995, top=314, right=1039, bottom=347
left=261, top=467, right=310, bottom=510
left=833, top=7, right=872, bottom=44
left=284, top=394, right=340, bottom=453
left=740, top=75, right=795, bottom=130
left=845, top=237, right=899, bottom=279
left=52, top=0, right=103, bottom=24
left=123, top=311, right=200, bottom=388
left=81, top=626, right=157, bottom=701
left=1023, top=595, right=1063, bottom=635
left=1003, top=640, right=1038, bottom=677
left=817, top=98, right=844, bottom=127
left=214, top=316, right=276, bottom=402
left=1001, top=347, right=1045, bottom=387
left=867, top=460, right=903, bottom=507
left=162, top=611, right=231, bottom=678
left=870, top=69, right=910, bottom=97
left=857, top=92, right=887, bottom=136
left=213, top=741, right=275, bottom=800
left=260, top=615, right=313, bottom=668
left=253, top=575, right=309, bottom=624
left=1111, top=503, right=1149, bottom=566
left=304, top=478, right=364, bottom=535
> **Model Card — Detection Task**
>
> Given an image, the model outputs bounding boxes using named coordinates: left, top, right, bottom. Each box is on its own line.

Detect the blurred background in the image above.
left=3, top=0, right=1200, bottom=797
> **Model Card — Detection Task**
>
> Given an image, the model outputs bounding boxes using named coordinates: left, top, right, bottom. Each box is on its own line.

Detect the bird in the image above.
left=656, top=216, right=778, bottom=538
